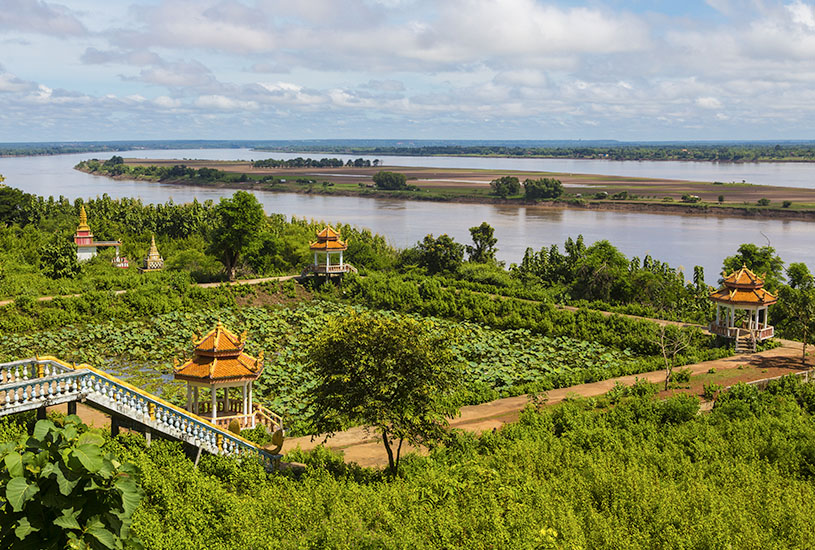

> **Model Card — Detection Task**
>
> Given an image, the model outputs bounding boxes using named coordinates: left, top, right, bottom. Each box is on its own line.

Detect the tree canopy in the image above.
left=416, top=234, right=464, bottom=274
left=372, top=171, right=407, bottom=190
left=524, top=177, right=563, bottom=200
left=466, top=222, right=498, bottom=264
left=308, top=311, right=462, bottom=474
left=722, top=243, right=784, bottom=291
left=489, top=176, right=521, bottom=199
left=207, top=191, right=266, bottom=280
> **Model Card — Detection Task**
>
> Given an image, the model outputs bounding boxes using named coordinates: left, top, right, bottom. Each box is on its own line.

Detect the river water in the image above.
left=1, top=148, right=814, bottom=279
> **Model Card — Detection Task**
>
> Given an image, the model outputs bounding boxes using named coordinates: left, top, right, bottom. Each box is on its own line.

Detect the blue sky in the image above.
left=2, top=0, right=815, bottom=141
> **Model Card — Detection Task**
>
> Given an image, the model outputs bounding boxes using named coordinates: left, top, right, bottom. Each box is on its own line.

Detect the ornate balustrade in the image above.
left=0, top=357, right=280, bottom=469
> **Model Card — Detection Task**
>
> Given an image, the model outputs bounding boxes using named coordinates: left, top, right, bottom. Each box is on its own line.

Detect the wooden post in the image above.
left=67, top=401, right=77, bottom=415
left=111, top=416, right=120, bottom=437
left=36, top=406, right=47, bottom=420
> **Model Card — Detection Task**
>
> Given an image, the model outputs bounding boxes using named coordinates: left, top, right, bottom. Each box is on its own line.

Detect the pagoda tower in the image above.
left=73, top=205, right=128, bottom=267
left=74, top=205, right=97, bottom=262
left=303, top=225, right=356, bottom=277
left=174, top=321, right=268, bottom=430
left=709, top=265, right=777, bottom=351
left=139, top=235, right=164, bottom=272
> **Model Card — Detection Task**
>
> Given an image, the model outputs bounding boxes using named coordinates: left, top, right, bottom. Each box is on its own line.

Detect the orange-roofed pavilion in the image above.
left=174, top=321, right=273, bottom=430
left=303, top=225, right=357, bottom=277
left=709, top=265, right=777, bottom=350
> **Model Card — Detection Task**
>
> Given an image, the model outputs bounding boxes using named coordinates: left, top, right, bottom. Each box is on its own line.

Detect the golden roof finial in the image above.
left=209, top=357, right=217, bottom=378
left=78, top=204, right=90, bottom=232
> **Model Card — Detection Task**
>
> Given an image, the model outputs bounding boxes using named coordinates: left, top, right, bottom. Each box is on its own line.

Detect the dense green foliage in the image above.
left=372, top=170, right=408, bottom=190
left=489, top=176, right=521, bottom=198
left=524, top=177, right=564, bottom=200
left=4, top=376, right=815, bottom=548
left=0, top=415, right=142, bottom=549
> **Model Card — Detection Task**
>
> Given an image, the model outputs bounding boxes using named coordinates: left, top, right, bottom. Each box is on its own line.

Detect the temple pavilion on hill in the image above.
left=709, top=265, right=777, bottom=352
left=301, top=225, right=358, bottom=277
left=174, top=321, right=283, bottom=433
left=139, top=235, right=164, bottom=273
left=74, top=205, right=128, bottom=268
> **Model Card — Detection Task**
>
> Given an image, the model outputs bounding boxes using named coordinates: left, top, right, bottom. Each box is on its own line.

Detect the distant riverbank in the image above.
left=75, top=160, right=815, bottom=223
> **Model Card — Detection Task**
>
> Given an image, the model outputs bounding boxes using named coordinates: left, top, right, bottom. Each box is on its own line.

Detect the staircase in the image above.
left=735, top=331, right=756, bottom=353
left=0, top=357, right=281, bottom=469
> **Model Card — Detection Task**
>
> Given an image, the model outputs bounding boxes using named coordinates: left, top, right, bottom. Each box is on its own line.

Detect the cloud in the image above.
left=696, top=96, right=723, bottom=109
left=81, top=48, right=164, bottom=66
left=364, top=79, right=406, bottom=92
left=0, top=0, right=87, bottom=36
left=194, top=94, right=258, bottom=110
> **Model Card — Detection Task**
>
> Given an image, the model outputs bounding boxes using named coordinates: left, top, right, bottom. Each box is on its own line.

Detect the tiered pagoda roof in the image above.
left=174, top=321, right=264, bottom=384
left=309, top=225, right=347, bottom=252
left=710, top=265, right=777, bottom=307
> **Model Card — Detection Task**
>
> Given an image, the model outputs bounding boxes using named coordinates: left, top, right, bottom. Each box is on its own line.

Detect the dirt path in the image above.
left=282, top=338, right=809, bottom=467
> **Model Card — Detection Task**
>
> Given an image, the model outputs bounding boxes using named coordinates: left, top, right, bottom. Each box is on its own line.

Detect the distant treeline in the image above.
left=252, top=157, right=379, bottom=168
left=261, top=144, right=815, bottom=162
left=75, top=157, right=246, bottom=183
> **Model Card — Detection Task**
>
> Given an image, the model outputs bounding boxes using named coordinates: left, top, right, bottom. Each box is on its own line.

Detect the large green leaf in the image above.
left=54, top=465, right=79, bottom=496
left=86, top=519, right=117, bottom=549
left=77, top=432, right=105, bottom=447
left=32, top=419, right=55, bottom=441
left=72, top=444, right=104, bottom=473
left=13, top=517, right=38, bottom=541
left=6, top=477, right=38, bottom=512
left=4, top=452, right=23, bottom=478
left=53, top=510, right=81, bottom=530
left=114, top=476, right=142, bottom=516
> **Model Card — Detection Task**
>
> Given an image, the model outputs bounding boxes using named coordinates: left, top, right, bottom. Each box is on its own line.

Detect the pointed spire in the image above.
left=77, top=204, right=90, bottom=232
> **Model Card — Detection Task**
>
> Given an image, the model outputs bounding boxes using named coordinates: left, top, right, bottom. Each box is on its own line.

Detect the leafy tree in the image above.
left=722, top=243, right=784, bottom=291
left=523, top=177, right=563, bottom=200
left=208, top=191, right=265, bottom=280
left=416, top=234, right=464, bottom=274
left=372, top=171, right=407, bottom=190
left=308, top=312, right=462, bottom=475
left=466, top=222, right=498, bottom=264
left=40, top=236, right=80, bottom=280
left=776, top=263, right=815, bottom=365
left=489, top=176, right=520, bottom=199
left=0, top=416, right=143, bottom=549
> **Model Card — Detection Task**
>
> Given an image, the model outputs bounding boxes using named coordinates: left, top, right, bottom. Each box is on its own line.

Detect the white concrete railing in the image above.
left=0, top=358, right=280, bottom=469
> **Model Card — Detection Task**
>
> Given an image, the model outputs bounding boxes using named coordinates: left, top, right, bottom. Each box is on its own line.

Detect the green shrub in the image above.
left=0, top=416, right=143, bottom=549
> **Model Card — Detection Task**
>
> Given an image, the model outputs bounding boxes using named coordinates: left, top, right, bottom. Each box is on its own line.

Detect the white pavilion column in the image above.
left=716, top=305, right=720, bottom=325
left=193, top=386, right=199, bottom=414
left=224, top=388, right=230, bottom=414
left=326, top=252, right=330, bottom=267
left=186, top=385, right=191, bottom=411
left=242, top=383, right=248, bottom=415
left=210, top=387, right=217, bottom=421
left=314, top=252, right=318, bottom=266
left=340, top=250, right=344, bottom=267
left=248, top=382, right=253, bottom=413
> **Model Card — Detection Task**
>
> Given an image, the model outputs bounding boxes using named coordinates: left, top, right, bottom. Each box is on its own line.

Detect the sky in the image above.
left=2, top=0, right=815, bottom=141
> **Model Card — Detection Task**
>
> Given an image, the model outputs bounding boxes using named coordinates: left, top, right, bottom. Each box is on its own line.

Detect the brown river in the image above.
left=2, top=148, right=814, bottom=280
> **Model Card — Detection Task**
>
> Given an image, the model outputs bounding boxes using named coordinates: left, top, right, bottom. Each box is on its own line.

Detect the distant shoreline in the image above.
left=75, top=162, right=815, bottom=223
